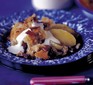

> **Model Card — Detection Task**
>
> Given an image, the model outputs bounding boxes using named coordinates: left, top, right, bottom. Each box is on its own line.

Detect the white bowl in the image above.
left=32, top=0, right=73, bottom=10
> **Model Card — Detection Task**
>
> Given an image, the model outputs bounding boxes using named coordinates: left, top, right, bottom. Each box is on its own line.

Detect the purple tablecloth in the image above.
left=0, top=63, right=93, bottom=85
left=0, top=0, right=33, bottom=17
left=0, top=0, right=93, bottom=85
left=0, top=64, right=43, bottom=85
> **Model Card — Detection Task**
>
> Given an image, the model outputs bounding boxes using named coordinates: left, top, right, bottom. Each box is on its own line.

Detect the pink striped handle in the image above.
left=30, top=76, right=87, bottom=85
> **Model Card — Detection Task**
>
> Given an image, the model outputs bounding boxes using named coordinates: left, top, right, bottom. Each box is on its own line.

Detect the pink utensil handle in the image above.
left=30, top=76, right=87, bottom=85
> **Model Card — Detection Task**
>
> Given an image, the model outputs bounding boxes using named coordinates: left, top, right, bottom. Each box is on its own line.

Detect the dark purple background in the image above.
left=0, top=0, right=33, bottom=17
left=0, top=0, right=93, bottom=85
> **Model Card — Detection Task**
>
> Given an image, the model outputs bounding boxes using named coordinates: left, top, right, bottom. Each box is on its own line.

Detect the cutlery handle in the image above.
left=30, top=76, right=88, bottom=85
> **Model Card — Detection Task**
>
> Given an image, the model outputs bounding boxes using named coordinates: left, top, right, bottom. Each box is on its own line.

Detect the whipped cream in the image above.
left=43, top=31, right=60, bottom=45
left=32, top=22, right=44, bottom=29
left=7, top=28, right=31, bottom=54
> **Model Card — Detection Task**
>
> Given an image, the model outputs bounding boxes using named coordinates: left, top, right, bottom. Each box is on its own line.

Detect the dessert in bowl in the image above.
left=7, top=14, right=82, bottom=60
left=0, top=10, right=93, bottom=66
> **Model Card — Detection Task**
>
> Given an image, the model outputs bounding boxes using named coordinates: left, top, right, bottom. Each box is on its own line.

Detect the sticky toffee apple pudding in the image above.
left=7, top=14, right=83, bottom=60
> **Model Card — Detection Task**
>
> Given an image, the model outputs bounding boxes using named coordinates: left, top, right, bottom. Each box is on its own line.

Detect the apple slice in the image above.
left=50, top=24, right=76, bottom=36
left=50, top=29, right=76, bottom=46
left=50, top=40, right=63, bottom=50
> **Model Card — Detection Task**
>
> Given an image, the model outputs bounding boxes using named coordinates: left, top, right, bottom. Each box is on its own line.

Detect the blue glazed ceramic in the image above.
left=0, top=9, right=93, bottom=66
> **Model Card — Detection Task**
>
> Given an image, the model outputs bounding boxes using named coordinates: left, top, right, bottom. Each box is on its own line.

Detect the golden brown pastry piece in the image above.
left=41, top=17, right=54, bottom=30
left=24, top=14, right=38, bottom=27
left=10, top=22, right=27, bottom=45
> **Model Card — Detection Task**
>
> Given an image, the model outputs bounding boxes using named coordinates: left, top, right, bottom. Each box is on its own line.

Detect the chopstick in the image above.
left=30, top=76, right=93, bottom=85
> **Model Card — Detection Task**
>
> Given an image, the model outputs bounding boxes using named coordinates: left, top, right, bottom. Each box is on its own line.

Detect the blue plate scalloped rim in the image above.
left=0, top=9, right=93, bottom=66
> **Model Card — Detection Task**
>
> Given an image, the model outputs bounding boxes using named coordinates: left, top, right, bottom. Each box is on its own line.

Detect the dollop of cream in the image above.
left=7, top=28, right=31, bottom=54
left=43, top=31, right=60, bottom=45
left=32, top=22, right=44, bottom=29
